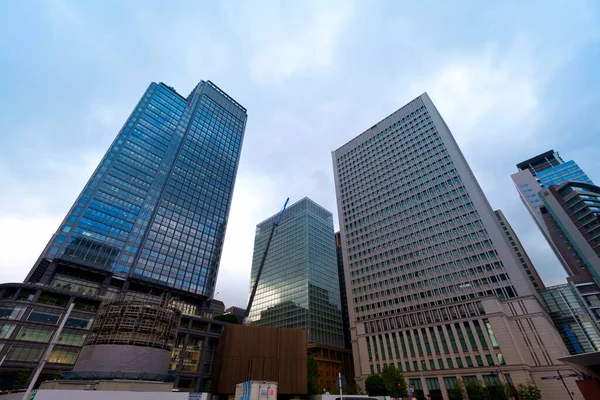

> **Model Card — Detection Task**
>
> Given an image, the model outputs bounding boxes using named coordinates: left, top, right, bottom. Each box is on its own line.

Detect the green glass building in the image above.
left=248, top=198, right=344, bottom=347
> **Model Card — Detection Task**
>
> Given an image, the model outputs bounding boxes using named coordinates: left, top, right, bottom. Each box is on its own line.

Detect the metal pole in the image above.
left=339, top=372, right=343, bottom=400
left=244, top=198, right=289, bottom=322
left=557, top=370, right=574, bottom=400
left=22, top=303, right=75, bottom=400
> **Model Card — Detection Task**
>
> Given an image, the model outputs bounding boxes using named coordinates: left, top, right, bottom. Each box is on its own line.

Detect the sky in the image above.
left=0, top=1, right=599, bottom=309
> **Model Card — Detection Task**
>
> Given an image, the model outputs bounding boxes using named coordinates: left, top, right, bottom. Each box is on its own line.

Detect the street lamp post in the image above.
left=420, top=360, right=428, bottom=399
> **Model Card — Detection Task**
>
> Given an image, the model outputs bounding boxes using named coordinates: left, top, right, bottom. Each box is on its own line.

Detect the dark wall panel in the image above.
left=212, top=325, right=307, bottom=395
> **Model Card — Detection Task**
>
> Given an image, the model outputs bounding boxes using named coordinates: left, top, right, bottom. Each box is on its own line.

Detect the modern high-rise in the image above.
left=538, top=181, right=600, bottom=324
left=332, top=93, right=583, bottom=400
left=0, top=80, right=246, bottom=391
left=493, top=210, right=545, bottom=290
left=28, top=80, right=246, bottom=297
left=248, top=198, right=344, bottom=348
left=511, top=151, right=593, bottom=266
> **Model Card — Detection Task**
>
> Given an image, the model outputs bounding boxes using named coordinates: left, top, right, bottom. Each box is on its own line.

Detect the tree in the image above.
left=485, top=383, right=510, bottom=400
left=517, top=381, right=542, bottom=400
left=13, top=369, right=32, bottom=390
left=447, top=380, right=467, bottom=400
left=381, top=364, right=408, bottom=398
left=345, top=382, right=359, bottom=395
left=465, top=380, right=487, bottom=400
left=307, top=355, right=320, bottom=395
left=365, top=374, right=387, bottom=396
left=205, top=379, right=212, bottom=393
left=214, top=313, right=239, bottom=324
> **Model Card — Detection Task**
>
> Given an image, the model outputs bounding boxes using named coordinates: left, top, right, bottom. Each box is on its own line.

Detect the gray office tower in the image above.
left=248, top=198, right=344, bottom=348
left=332, top=93, right=582, bottom=399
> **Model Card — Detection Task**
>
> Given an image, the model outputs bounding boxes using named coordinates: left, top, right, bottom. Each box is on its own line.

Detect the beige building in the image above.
left=494, top=209, right=545, bottom=290
left=332, top=93, right=583, bottom=399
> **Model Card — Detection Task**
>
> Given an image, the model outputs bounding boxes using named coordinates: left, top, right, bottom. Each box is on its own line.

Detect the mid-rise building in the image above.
left=494, top=210, right=545, bottom=290
left=538, top=181, right=600, bottom=323
left=332, top=93, right=582, bottom=400
left=539, top=284, right=600, bottom=355
left=0, top=80, right=247, bottom=391
left=224, top=306, right=246, bottom=321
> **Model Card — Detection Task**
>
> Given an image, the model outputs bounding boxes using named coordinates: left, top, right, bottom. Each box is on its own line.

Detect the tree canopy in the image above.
left=365, top=374, right=387, bottom=396
left=381, top=364, right=408, bottom=398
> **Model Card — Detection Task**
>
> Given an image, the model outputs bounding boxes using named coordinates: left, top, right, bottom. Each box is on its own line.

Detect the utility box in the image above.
left=234, top=381, right=277, bottom=400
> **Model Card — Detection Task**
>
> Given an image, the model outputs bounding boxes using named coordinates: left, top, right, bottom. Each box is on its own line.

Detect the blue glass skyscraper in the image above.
left=27, top=80, right=246, bottom=298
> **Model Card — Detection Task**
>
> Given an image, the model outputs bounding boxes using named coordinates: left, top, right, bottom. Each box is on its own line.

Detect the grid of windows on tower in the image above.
left=42, top=82, right=246, bottom=296
left=335, top=104, right=516, bottom=321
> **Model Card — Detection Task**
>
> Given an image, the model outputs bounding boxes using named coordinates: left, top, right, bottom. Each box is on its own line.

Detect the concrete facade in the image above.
left=332, top=93, right=582, bottom=400
left=493, top=209, right=545, bottom=290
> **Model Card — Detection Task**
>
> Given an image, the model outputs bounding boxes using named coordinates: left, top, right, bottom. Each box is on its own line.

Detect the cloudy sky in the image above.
left=1, top=1, right=599, bottom=309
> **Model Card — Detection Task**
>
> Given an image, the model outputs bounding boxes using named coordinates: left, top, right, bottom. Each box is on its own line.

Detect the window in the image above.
left=483, top=375, right=501, bottom=385
left=486, top=354, right=495, bottom=365
left=58, top=332, right=87, bottom=346
left=456, top=357, right=464, bottom=368
left=0, top=324, right=16, bottom=339
left=446, top=358, right=454, bottom=368
left=497, top=353, right=506, bottom=365
left=49, top=349, right=79, bottom=364
left=438, top=359, right=445, bottom=370
left=66, top=316, right=93, bottom=329
left=27, top=310, right=61, bottom=325
left=466, top=356, right=473, bottom=367
left=475, top=355, right=484, bottom=366
left=443, top=377, right=458, bottom=390
left=0, top=306, right=26, bottom=320
left=16, top=327, right=53, bottom=343
left=6, top=346, right=44, bottom=362
left=483, top=319, right=499, bottom=347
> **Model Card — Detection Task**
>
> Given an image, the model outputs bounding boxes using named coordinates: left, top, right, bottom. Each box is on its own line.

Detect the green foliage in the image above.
left=485, top=383, right=510, bottom=400
left=465, top=380, right=487, bottom=400
left=381, top=364, right=408, bottom=398
left=517, top=381, right=542, bottom=400
left=213, top=313, right=239, bottom=324
left=13, top=369, right=32, bottom=389
left=364, top=374, right=387, bottom=396
left=205, top=379, right=212, bottom=393
left=345, top=382, right=359, bottom=395
left=447, top=380, right=467, bottom=400
left=307, top=355, right=320, bottom=395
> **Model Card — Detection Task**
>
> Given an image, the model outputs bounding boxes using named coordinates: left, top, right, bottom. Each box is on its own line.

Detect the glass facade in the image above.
left=34, top=81, right=247, bottom=297
left=537, top=160, right=593, bottom=187
left=248, top=198, right=344, bottom=347
left=540, top=283, right=600, bottom=354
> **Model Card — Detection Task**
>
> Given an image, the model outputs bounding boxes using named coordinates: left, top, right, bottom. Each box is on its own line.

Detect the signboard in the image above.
left=337, top=374, right=348, bottom=390
left=30, top=390, right=38, bottom=400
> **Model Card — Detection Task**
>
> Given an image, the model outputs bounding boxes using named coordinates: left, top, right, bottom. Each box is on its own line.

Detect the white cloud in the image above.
left=215, top=170, right=279, bottom=308
left=226, top=1, right=355, bottom=84
left=0, top=216, right=61, bottom=283
left=406, top=43, right=539, bottom=147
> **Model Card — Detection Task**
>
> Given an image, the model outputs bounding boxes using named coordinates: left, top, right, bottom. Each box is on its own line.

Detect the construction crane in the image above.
left=243, top=197, right=289, bottom=323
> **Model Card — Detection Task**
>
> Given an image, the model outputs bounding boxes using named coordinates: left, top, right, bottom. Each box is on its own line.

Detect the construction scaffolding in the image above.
left=85, top=293, right=182, bottom=351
